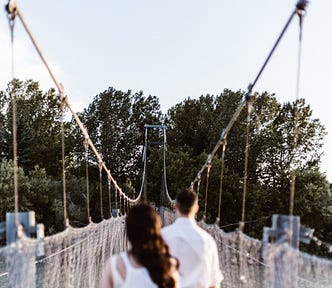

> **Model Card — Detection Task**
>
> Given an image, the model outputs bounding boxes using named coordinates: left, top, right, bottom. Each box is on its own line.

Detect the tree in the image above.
left=0, top=159, right=49, bottom=223
left=252, top=97, right=327, bottom=218
left=68, top=87, right=163, bottom=192
left=0, top=79, right=63, bottom=176
left=0, top=159, right=30, bottom=221
left=164, top=90, right=331, bottom=252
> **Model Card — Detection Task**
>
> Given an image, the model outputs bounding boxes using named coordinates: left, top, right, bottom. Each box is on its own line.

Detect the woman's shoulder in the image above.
left=106, top=253, right=127, bottom=287
left=114, top=253, right=127, bottom=280
left=102, top=253, right=126, bottom=288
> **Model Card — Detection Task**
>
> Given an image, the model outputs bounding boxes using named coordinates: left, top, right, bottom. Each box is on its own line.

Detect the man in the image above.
left=161, top=188, right=224, bottom=288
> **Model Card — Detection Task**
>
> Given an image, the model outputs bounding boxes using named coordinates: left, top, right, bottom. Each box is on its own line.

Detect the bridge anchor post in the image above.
left=0, top=211, right=45, bottom=288
left=262, top=214, right=300, bottom=288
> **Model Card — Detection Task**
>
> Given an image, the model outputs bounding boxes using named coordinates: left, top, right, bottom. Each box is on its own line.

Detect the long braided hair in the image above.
left=126, top=203, right=177, bottom=288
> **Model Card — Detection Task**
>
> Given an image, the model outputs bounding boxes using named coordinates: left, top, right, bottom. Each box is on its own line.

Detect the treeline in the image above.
left=0, top=79, right=331, bottom=256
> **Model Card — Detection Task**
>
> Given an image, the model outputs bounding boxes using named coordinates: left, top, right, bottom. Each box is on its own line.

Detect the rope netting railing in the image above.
left=161, top=209, right=332, bottom=288
left=0, top=216, right=127, bottom=288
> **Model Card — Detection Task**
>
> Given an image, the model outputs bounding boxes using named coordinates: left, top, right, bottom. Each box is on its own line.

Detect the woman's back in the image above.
left=101, top=204, right=179, bottom=288
left=110, top=252, right=158, bottom=288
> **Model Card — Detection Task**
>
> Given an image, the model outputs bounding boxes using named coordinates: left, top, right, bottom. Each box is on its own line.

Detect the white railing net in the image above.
left=1, top=210, right=332, bottom=288
left=0, top=216, right=127, bottom=288
left=161, top=208, right=332, bottom=288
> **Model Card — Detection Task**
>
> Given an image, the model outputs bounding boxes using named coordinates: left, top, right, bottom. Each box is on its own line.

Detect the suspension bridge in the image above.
left=1, top=0, right=332, bottom=287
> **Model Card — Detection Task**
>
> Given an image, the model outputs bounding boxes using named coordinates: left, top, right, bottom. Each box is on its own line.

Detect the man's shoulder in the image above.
left=161, top=222, right=178, bottom=236
left=195, top=225, right=218, bottom=245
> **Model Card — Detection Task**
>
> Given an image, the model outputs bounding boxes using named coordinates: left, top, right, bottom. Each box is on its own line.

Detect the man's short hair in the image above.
left=176, top=188, right=198, bottom=215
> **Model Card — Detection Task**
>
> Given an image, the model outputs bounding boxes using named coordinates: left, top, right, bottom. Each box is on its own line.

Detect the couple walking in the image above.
left=102, top=189, right=223, bottom=288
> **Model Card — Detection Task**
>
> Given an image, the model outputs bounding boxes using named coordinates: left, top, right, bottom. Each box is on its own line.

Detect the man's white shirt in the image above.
left=161, top=217, right=223, bottom=288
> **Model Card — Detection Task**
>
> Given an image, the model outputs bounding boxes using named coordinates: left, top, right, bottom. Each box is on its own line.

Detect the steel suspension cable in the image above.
left=190, top=0, right=307, bottom=190
left=6, top=1, right=143, bottom=205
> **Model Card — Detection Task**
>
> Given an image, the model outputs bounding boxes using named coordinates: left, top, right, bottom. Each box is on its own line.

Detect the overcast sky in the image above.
left=0, top=0, right=331, bottom=181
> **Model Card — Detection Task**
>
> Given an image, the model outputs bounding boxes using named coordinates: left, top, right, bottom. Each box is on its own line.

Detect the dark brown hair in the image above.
left=176, top=188, right=197, bottom=215
left=126, top=203, right=177, bottom=288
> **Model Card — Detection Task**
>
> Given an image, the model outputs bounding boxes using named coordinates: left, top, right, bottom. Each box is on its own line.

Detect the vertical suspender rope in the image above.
left=143, top=127, right=148, bottom=202
left=60, top=100, right=69, bottom=228
left=203, top=156, right=212, bottom=221
left=123, top=197, right=126, bottom=215
left=196, top=176, right=201, bottom=198
left=99, top=161, right=104, bottom=219
left=216, top=139, right=227, bottom=225
left=240, top=97, right=254, bottom=231
left=127, top=197, right=130, bottom=212
left=239, top=96, right=253, bottom=283
left=162, top=126, right=174, bottom=205
left=290, top=3, right=306, bottom=215
left=108, top=177, right=112, bottom=217
left=115, top=187, right=118, bottom=211
left=119, top=194, right=122, bottom=215
left=84, top=138, right=91, bottom=223
left=8, top=9, right=19, bottom=228
left=127, top=197, right=130, bottom=213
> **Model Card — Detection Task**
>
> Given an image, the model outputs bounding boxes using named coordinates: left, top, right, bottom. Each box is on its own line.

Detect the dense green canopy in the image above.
left=0, top=79, right=331, bottom=256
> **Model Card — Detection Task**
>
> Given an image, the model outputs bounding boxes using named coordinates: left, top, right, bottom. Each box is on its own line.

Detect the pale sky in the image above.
left=0, top=0, right=331, bottom=182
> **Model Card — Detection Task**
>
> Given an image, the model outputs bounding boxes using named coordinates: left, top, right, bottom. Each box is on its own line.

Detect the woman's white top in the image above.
left=110, top=252, right=158, bottom=288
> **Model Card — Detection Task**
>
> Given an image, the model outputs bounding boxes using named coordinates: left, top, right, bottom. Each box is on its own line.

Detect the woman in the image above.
left=102, top=203, right=179, bottom=288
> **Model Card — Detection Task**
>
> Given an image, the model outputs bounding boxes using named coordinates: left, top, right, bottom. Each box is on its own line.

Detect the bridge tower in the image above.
left=142, top=124, right=168, bottom=203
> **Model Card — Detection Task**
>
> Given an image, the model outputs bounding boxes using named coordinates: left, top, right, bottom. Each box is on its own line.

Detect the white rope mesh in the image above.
left=160, top=209, right=332, bottom=288
left=0, top=209, right=331, bottom=287
left=0, top=216, right=127, bottom=288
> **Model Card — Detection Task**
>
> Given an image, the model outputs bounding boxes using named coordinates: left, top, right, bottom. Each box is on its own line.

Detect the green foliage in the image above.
left=0, top=159, right=29, bottom=221
left=1, top=79, right=331, bottom=256
left=0, top=79, right=62, bottom=176
left=0, top=159, right=48, bottom=222
left=295, top=168, right=332, bottom=249
left=164, top=90, right=331, bottom=257
left=67, top=87, right=163, bottom=188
